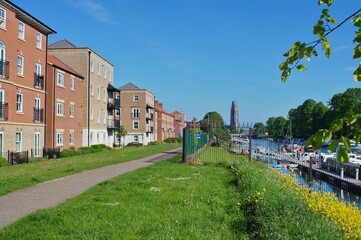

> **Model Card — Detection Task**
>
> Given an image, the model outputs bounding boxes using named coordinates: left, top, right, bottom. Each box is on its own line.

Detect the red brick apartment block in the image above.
left=154, top=101, right=175, bottom=142
left=0, top=1, right=55, bottom=157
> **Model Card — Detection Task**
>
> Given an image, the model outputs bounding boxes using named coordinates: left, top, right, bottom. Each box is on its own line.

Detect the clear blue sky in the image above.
left=12, top=0, right=361, bottom=125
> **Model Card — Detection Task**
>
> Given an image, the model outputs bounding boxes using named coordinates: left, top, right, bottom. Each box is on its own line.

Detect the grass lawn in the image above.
left=0, top=143, right=181, bottom=196
left=0, top=155, right=244, bottom=239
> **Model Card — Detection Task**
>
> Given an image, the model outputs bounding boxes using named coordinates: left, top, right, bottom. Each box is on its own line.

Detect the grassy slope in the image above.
left=0, top=155, right=244, bottom=239
left=0, top=143, right=180, bottom=196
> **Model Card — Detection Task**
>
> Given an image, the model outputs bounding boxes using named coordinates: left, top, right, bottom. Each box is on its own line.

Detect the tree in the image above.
left=253, top=122, right=266, bottom=137
left=117, top=125, right=127, bottom=148
left=200, top=111, right=229, bottom=140
left=280, top=1, right=361, bottom=162
left=266, top=116, right=288, bottom=139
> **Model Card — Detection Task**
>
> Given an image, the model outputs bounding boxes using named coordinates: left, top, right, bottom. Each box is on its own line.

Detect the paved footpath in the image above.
left=0, top=148, right=182, bottom=229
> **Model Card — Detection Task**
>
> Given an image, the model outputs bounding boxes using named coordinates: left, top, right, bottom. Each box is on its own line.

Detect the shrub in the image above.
left=0, top=157, right=8, bottom=167
left=126, top=142, right=143, bottom=147
left=148, top=141, right=162, bottom=145
left=164, top=137, right=182, bottom=143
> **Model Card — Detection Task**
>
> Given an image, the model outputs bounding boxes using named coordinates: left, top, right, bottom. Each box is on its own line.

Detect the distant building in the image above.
left=172, top=111, right=186, bottom=137
left=118, top=83, right=155, bottom=145
left=230, top=101, right=240, bottom=132
left=154, top=101, right=175, bottom=142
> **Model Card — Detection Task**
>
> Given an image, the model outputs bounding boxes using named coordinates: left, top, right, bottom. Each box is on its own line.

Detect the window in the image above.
left=90, top=108, right=93, bottom=120
left=104, top=68, right=107, bottom=79
left=132, top=108, right=140, bottom=119
left=36, top=32, right=42, bottom=49
left=103, top=89, right=106, bottom=102
left=16, top=93, right=23, bottom=113
left=97, top=132, right=100, bottom=143
left=97, top=109, right=100, bottom=123
left=57, top=102, right=64, bottom=116
left=90, top=83, right=94, bottom=96
left=17, top=55, right=24, bottom=75
left=133, top=121, right=139, bottom=130
left=0, top=8, right=5, bottom=29
left=16, top=132, right=22, bottom=152
left=97, top=87, right=100, bottom=100
left=103, top=111, right=106, bottom=124
left=70, top=77, right=74, bottom=90
left=133, top=95, right=139, bottom=102
left=56, top=132, right=63, bottom=146
left=97, top=64, right=101, bottom=76
left=90, top=132, right=93, bottom=144
left=69, top=132, right=74, bottom=145
left=57, top=72, right=64, bottom=87
left=134, top=135, right=139, bottom=142
left=18, top=21, right=25, bottom=40
left=70, top=104, right=75, bottom=117
left=90, top=60, right=94, bottom=73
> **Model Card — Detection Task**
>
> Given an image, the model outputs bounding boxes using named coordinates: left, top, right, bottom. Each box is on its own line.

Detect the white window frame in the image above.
left=0, top=8, right=6, bottom=29
left=18, top=21, right=25, bottom=40
left=70, top=104, right=75, bottom=118
left=70, top=77, right=74, bottom=91
left=134, top=135, right=139, bottom=142
left=90, top=60, right=94, bottom=73
left=90, top=108, right=93, bottom=120
left=17, top=55, right=24, bottom=75
left=16, top=132, right=22, bottom=152
left=133, top=95, right=139, bottom=102
left=69, top=132, right=74, bottom=145
left=97, top=87, right=100, bottom=100
left=36, top=32, right=42, bottom=49
left=104, top=68, right=107, bottom=79
left=57, top=102, right=64, bottom=116
left=16, top=93, right=23, bottom=113
left=103, top=111, right=106, bottom=124
left=103, top=89, right=106, bottom=102
left=57, top=72, right=64, bottom=87
left=90, top=83, right=94, bottom=96
left=97, top=63, right=101, bottom=76
left=56, top=132, right=63, bottom=146
left=97, top=109, right=100, bottom=123
left=133, top=121, right=139, bottom=130
left=132, top=108, right=140, bottom=119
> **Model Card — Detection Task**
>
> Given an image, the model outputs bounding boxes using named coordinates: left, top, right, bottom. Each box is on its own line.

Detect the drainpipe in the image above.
left=87, top=50, right=91, bottom=147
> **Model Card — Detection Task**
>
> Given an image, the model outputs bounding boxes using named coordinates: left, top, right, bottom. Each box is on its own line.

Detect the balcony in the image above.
left=34, top=73, right=44, bottom=89
left=146, top=113, right=154, bottom=120
left=0, top=102, right=8, bottom=121
left=146, top=126, right=154, bottom=133
left=0, top=60, right=9, bottom=79
left=33, top=108, right=43, bottom=123
left=107, top=98, right=120, bottom=110
left=107, top=119, right=120, bottom=129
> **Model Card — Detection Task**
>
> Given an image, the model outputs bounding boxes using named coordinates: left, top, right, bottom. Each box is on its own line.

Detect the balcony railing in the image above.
left=131, top=113, right=140, bottom=119
left=146, top=113, right=154, bottom=120
left=34, top=73, right=44, bottom=89
left=146, top=126, right=154, bottom=133
left=34, top=108, right=43, bottom=123
left=107, top=98, right=120, bottom=110
left=107, top=119, right=120, bottom=129
left=0, top=102, right=9, bottom=121
left=0, top=60, right=9, bottom=79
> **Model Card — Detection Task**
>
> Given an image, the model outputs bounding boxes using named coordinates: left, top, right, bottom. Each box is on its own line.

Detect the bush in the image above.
left=0, top=157, right=8, bottom=167
left=148, top=141, right=162, bottom=145
left=164, top=137, right=182, bottom=143
left=59, top=145, right=111, bottom=158
left=126, top=142, right=143, bottom=147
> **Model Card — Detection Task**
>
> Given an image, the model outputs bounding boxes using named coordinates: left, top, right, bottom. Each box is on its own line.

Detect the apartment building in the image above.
left=48, top=40, right=118, bottom=147
left=154, top=101, right=175, bottom=142
left=118, top=83, right=154, bottom=145
left=0, top=0, right=55, bottom=157
left=46, top=55, right=84, bottom=150
left=172, top=111, right=187, bottom=137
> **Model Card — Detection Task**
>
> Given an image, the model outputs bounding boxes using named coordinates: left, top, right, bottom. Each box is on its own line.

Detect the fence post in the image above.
left=356, top=168, right=359, bottom=180
left=248, top=127, right=252, bottom=161
left=182, top=127, right=188, bottom=163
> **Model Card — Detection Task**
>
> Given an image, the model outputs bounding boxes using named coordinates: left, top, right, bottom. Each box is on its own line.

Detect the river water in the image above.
left=252, top=139, right=361, bottom=209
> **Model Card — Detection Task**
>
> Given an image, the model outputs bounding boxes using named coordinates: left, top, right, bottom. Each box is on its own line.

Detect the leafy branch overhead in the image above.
left=279, top=1, right=361, bottom=82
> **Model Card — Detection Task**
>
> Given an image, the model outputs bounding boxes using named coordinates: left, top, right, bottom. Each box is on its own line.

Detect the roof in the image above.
left=1, top=0, right=56, bottom=35
left=48, top=39, right=76, bottom=49
left=107, top=83, right=120, bottom=92
left=172, top=111, right=183, bottom=115
left=47, top=55, right=84, bottom=79
left=119, top=82, right=140, bottom=90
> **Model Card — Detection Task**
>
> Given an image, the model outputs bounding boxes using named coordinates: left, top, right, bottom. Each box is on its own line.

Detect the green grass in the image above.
left=0, top=143, right=181, bottom=196
left=0, top=155, right=245, bottom=239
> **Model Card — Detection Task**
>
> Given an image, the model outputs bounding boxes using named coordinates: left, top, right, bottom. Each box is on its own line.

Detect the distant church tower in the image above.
left=230, top=101, right=240, bottom=131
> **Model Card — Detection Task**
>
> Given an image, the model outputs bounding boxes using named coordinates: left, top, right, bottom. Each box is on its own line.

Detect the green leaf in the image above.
left=329, top=119, right=343, bottom=132
left=318, top=0, right=334, bottom=7
left=322, top=40, right=331, bottom=58
left=354, top=130, right=361, bottom=143
left=354, top=65, right=361, bottom=82
left=353, top=44, right=361, bottom=59
left=323, top=130, right=332, bottom=142
left=328, top=139, right=339, bottom=152
left=337, top=146, right=349, bottom=163
left=327, top=17, right=336, bottom=24
left=341, top=136, right=351, bottom=151
left=353, top=14, right=361, bottom=27
left=296, top=64, right=307, bottom=72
